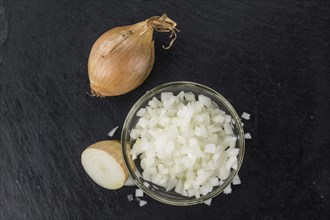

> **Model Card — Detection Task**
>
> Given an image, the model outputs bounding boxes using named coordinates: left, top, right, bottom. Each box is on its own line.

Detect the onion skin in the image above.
left=88, top=14, right=178, bottom=97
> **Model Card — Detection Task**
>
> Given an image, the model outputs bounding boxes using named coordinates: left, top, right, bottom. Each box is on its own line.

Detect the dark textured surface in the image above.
left=0, top=0, right=329, bottom=219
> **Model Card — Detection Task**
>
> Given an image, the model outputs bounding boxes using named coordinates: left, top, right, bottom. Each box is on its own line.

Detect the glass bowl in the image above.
left=121, top=81, right=245, bottom=206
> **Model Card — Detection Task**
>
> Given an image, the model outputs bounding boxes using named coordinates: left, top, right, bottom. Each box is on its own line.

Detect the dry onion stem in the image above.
left=88, top=14, right=179, bottom=97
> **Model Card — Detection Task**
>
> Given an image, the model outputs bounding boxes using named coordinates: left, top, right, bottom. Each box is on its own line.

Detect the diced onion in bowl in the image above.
left=130, top=92, right=240, bottom=198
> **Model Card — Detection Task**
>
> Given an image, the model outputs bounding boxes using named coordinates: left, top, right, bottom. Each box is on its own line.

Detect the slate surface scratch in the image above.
left=0, top=1, right=8, bottom=63
left=0, top=0, right=329, bottom=219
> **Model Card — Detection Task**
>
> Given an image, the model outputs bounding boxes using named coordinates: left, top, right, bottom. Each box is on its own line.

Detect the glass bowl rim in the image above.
left=121, top=81, right=245, bottom=206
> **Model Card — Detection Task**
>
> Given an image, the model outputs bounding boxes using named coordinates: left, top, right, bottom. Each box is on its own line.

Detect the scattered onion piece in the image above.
left=124, top=176, right=136, bottom=186
left=223, top=183, right=232, bottom=194
left=127, top=194, right=134, bottom=202
left=241, top=112, right=251, bottom=120
left=232, top=174, right=241, bottom=185
left=108, top=126, right=119, bottom=137
left=203, top=198, right=212, bottom=206
left=139, top=200, right=148, bottom=207
left=244, top=133, right=252, bottom=139
left=135, top=189, right=144, bottom=197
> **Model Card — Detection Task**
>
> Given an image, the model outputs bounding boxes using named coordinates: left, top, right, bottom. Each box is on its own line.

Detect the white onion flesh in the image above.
left=139, top=200, right=148, bottom=207
left=241, top=112, right=250, bottom=120
left=232, top=174, right=241, bottom=185
left=130, top=92, right=240, bottom=198
left=135, top=189, right=144, bottom=197
left=244, top=133, right=252, bottom=139
left=127, top=194, right=134, bottom=202
left=107, top=126, right=119, bottom=137
left=223, top=183, right=232, bottom=194
left=203, top=198, right=212, bottom=206
left=124, top=176, right=136, bottom=186
left=81, top=147, right=126, bottom=190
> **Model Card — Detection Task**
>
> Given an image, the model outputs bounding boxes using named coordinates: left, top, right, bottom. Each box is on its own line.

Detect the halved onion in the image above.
left=81, top=140, right=128, bottom=190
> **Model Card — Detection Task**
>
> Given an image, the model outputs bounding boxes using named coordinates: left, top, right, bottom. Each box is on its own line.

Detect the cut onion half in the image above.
left=81, top=140, right=128, bottom=190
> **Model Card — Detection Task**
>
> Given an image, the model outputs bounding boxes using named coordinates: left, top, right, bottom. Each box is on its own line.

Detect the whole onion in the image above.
left=88, top=14, right=178, bottom=97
